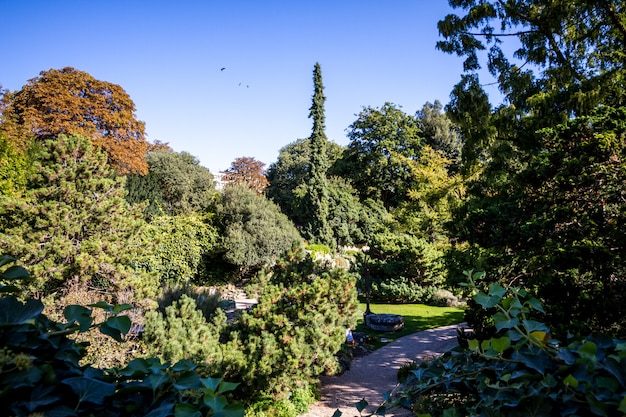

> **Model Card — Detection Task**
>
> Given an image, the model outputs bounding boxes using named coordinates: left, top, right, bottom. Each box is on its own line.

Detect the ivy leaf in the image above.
left=491, top=337, right=511, bottom=354
left=203, top=390, right=228, bottom=412
left=493, top=312, right=519, bottom=331
left=172, top=371, right=201, bottom=391
left=99, top=315, right=131, bottom=341
left=2, top=265, right=31, bottom=280
left=174, top=403, right=201, bottom=417
left=0, top=297, right=43, bottom=325
left=144, top=401, right=175, bottom=417
left=217, top=381, right=239, bottom=395
left=63, top=305, right=93, bottom=331
left=563, top=374, right=579, bottom=387
left=62, top=377, right=114, bottom=405
left=356, top=398, right=368, bottom=413
left=527, top=297, right=545, bottom=313
left=88, top=301, right=113, bottom=311
left=522, top=320, right=549, bottom=334
left=219, top=403, right=245, bottom=417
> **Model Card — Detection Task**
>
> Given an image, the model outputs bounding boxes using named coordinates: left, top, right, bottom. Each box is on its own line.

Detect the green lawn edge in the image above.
left=352, top=302, right=465, bottom=350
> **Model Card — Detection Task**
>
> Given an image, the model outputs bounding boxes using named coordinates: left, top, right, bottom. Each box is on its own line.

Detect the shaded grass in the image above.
left=353, top=302, right=465, bottom=350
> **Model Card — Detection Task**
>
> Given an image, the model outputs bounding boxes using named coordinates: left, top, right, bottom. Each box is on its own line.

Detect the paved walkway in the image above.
left=300, top=323, right=465, bottom=417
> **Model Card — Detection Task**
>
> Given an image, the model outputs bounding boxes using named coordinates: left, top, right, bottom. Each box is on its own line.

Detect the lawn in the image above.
left=352, top=301, right=466, bottom=350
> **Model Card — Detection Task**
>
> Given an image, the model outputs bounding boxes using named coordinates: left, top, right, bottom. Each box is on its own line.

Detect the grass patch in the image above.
left=353, top=302, right=465, bottom=350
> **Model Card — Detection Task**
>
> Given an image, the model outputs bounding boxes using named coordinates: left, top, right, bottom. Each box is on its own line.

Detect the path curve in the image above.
left=300, top=323, right=465, bottom=417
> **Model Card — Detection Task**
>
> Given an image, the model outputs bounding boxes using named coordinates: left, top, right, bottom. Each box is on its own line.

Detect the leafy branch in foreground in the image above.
left=342, top=270, right=626, bottom=416
left=0, top=256, right=243, bottom=417
left=384, top=271, right=626, bottom=417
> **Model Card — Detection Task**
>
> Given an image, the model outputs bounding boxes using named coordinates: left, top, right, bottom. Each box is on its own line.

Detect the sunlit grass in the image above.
left=353, top=301, right=465, bottom=350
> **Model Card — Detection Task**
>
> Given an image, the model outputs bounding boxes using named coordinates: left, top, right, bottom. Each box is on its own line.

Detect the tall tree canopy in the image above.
left=266, top=137, right=343, bottom=221
left=215, top=185, right=302, bottom=277
left=337, top=103, right=423, bottom=209
left=441, top=0, right=626, bottom=337
left=416, top=100, right=463, bottom=173
left=0, top=67, right=151, bottom=174
left=221, top=156, right=269, bottom=194
left=439, top=0, right=626, bottom=117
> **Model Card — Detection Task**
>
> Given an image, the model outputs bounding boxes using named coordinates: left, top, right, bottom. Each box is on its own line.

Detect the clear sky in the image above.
left=2, top=1, right=498, bottom=172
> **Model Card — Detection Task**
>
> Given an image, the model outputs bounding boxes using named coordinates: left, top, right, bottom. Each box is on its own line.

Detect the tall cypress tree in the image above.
left=302, top=63, right=334, bottom=248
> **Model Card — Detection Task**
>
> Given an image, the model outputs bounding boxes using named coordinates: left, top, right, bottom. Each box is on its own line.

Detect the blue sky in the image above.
left=2, top=1, right=499, bottom=172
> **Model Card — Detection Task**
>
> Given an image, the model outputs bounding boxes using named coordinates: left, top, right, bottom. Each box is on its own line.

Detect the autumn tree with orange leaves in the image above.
left=0, top=67, right=151, bottom=174
left=221, top=156, right=269, bottom=193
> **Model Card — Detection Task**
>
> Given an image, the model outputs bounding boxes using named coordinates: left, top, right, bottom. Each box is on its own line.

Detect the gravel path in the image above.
left=299, top=323, right=465, bottom=417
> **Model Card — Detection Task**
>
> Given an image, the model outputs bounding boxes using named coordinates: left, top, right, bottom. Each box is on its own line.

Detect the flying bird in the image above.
left=220, top=67, right=226, bottom=71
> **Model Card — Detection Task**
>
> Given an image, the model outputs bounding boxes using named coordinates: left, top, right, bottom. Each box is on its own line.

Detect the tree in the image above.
left=337, top=103, right=424, bottom=209
left=453, top=107, right=626, bottom=337
left=416, top=100, right=463, bottom=173
left=221, top=156, right=269, bottom=193
left=0, top=135, right=31, bottom=196
left=215, top=185, right=302, bottom=277
left=439, top=0, right=626, bottom=118
left=439, top=1, right=626, bottom=338
left=0, top=135, right=149, bottom=296
left=266, top=137, right=343, bottom=221
left=0, top=67, right=151, bottom=174
left=133, top=213, right=219, bottom=291
left=126, top=149, right=215, bottom=216
left=298, top=63, right=334, bottom=247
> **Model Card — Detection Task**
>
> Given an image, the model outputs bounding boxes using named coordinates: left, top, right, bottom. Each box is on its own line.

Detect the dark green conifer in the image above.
left=302, top=63, right=334, bottom=248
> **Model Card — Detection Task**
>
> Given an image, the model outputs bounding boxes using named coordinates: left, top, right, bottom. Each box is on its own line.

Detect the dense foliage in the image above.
left=0, top=256, right=243, bottom=417
left=337, top=102, right=423, bottom=209
left=0, top=135, right=148, bottom=296
left=441, top=0, right=626, bottom=338
left=299, top=63, right=334, bottom=247
left=126, top=149, right=216, bottom=217
left=384, top=272, right=626, bottom=417
left=144, top=247, right=358, bottom=404
left=215, top=185, right=302, bottom=278
left=0, top=67, right=151, bottom=174
left=133, top=213, right=219, bottom=293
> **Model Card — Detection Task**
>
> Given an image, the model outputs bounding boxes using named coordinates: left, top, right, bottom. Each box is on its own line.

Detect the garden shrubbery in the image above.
left=143, top=245, right=359, bottom=414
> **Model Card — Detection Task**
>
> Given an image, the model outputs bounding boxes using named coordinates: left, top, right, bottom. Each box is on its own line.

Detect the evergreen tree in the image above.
left=0, top=135, right=148, bottom=295
left=301, top=63, right=334, bottom=247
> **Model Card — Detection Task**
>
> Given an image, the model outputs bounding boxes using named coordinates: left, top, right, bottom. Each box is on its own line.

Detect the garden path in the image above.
left=299, top=323, right=465, bottom=417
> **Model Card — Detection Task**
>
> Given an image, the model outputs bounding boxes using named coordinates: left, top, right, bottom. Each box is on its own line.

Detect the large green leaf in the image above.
left=63, top=305, right=93, bottom=331
left=99, top=315, right=131, bottom=341
left=172, top=371, right=201, bottom=390
left=174, top=403, right=201, bottom=417
left=1, top=264, right=31, bottom=280
left=62, top=377, right=115, bottom=405
left=0, top=297, right=43, bottom=325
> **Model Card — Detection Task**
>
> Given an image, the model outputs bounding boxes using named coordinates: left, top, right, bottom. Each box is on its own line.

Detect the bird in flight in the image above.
left=220, top=67, right=226, bottom=71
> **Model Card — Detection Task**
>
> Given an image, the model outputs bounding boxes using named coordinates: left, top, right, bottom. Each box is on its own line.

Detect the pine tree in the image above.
left=302, top=63, right=334, bottom=248
left=0, top=135, right=148, bottom=295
